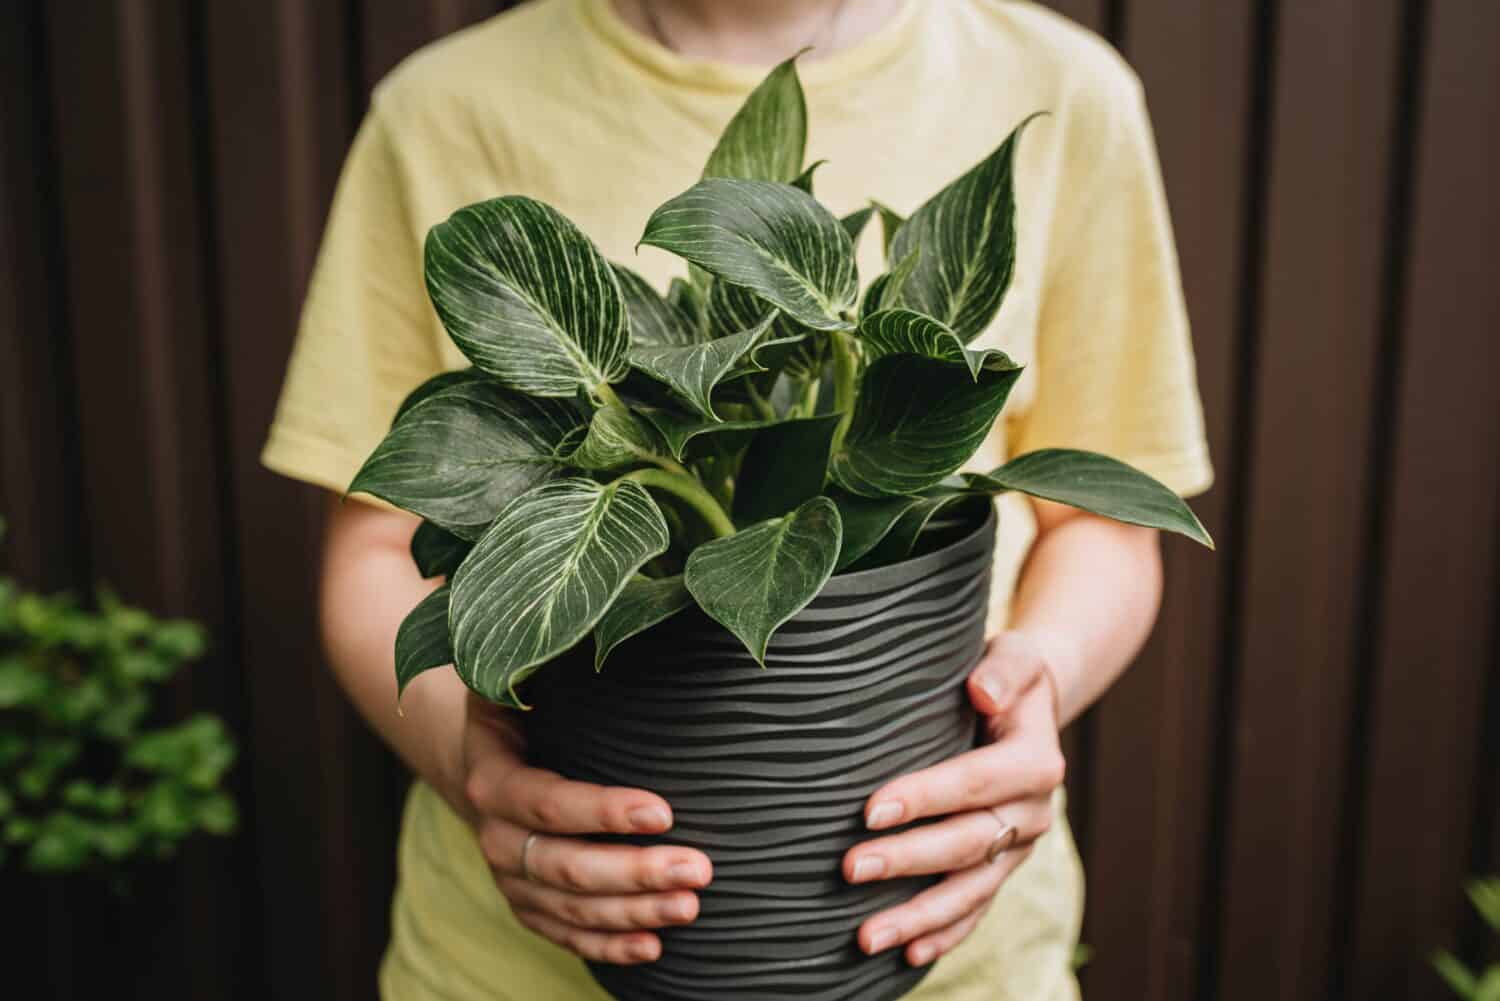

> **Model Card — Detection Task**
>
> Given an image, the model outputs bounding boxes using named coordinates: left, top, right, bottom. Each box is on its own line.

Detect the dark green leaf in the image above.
left=858, top=308, right=1017, bottom=378
left=592, top=575, right=692, bottom=671
left=872, top=200, right=905, bottom=260
left=965, top=449, right=1213, bottom=547
left=393, top=368, right=485, bottom=424
left=634, top=407, right=774, bottom=461
left=841, top=205, right=875, bottom=246
left=829, top=489, right=938, bottom=570
left=732, top=415, right=840, bottom=524
left=830, top=354, right=1023, bottom=497
left=410, top=521, right=472, bottom=579
left=702, top=55, right=806, bottom=182
left=684, top=496, right=841, bottom=664
left=349, top=380, right=582, bottom=539
left=196, top=792, right=238, bottom=835
left=790, top=159, right=826, bottom=194
left=852, top=493, right=988, bottom=569
left=450, top=479, right=669, bottom=707
left=626, top=312, right=776, bottom=419
left=863, top=244, right=920, bottom=316
left=666, top=276, right=709, bottom=337
left=613, top=263, right=700, bottom=346
left=426, top=196, right=629, bottom=395
left=640, top=178, right=858, bottom=331
left=570, top=403, right=667, bottom=470
left=888, top=114, right=1043, bottom=342
left=396, top=583, right=453, bottom=699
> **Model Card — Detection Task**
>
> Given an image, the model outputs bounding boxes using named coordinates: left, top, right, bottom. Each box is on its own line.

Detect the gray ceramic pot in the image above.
left=524, top=505, right=996, bottom=1001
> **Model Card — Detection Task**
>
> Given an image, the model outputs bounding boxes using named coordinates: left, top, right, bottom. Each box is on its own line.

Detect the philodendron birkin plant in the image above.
left=351, top=56, right=1213, bottom=711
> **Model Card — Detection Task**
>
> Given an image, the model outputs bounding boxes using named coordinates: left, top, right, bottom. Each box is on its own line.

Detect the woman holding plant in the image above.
left=264, top=1, right=1215, bottom=999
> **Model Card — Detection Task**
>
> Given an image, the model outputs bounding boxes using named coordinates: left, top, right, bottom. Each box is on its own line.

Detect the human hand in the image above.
left=842, top=631, right=1067, bottom=966
left=455, top=691, right=713, bottom=965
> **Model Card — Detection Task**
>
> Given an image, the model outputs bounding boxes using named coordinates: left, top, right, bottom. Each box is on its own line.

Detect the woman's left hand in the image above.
left=842, top=631, right=1068, bottom=967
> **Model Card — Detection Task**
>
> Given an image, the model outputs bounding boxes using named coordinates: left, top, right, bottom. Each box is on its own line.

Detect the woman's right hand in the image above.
left=452, top=691, right=713, bottom=965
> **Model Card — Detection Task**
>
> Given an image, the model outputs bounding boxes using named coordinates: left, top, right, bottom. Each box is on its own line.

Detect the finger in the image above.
left=497, top=876, right=699, bottom=930
left=864, top=738, right=1065, bottom=830
left=478, top=818, right=712, bottom=893
left=859, top=849, right=1032, bottom=955
left=967, top=632, right=1046, bottom=716
left=845, top=797, right=1053, bottom=882
left=511, top=908, right=662, bottom=965
left=466, top=756, right=675, bottom=836
left=906, top=903, right=988, bottom=967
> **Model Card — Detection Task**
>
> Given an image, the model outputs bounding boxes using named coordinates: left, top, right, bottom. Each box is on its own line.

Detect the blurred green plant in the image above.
left=1432, top=876, right=1500, bottom=999
left=0, top=519, right=237, bottom=877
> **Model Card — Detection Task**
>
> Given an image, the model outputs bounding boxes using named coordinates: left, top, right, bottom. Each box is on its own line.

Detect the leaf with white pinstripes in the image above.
left=425, top=196, right=629, bottom=396
left=349, top=381, right=583, bottom=540
left=592, top=574, right=693, bottom=671
left=887, top=114, right=1044, bottom=342
left=702, top=54, right=807, bottom=183
left=829, top=354, right=1023, bottom=498
left=639, top=179, right=858, bottom=331
left=392, top=368, right=485, bottom=424
left=449, top=479, right=670, bottom=707
left=612, top=263, right=701, bottom=346
left=858, top=308, right=1018, bottom=379
left=626, top=312, right=777, bottom=419
left=570, top=403, right=667, bottom=471
left=684, top=496, right=842, bottom=665
left=395, top=584, right=452, bottom=700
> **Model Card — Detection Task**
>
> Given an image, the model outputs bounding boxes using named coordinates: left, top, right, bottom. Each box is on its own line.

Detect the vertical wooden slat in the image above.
left=1346, top=3, right=1500, bottom=998
left=1213, top=1, right=1407, bottom=998
left=1078, top=1, right=1258, bottom=998
left=37, top=1, right=247, bottom=999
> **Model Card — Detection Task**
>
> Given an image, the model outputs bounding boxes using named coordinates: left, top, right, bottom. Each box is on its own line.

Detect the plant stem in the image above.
left=595, top=381, right=624, bottom=409
left=830, top=331, right=859, bottom=454
left=622, top=468, right=737, bottom=538
left=745, top=381, right=776, bottom=421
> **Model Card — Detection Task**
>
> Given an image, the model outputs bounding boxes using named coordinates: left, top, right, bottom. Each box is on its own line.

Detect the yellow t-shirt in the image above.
left=262, top=2, right=1214, bottom=999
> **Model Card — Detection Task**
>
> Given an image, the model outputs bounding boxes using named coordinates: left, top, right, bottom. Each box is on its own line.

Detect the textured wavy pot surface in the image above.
left=524, top=507, right=996, bottom=1001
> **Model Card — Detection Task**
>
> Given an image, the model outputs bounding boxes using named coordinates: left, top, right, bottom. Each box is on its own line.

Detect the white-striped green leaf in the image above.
left=640, top=179, right=858, bottom=331
left=732, top=414, right=841, bottom=524
left=872, top=200, right=905, bottom=260
left=425, top=196, right=629, bottom=396
left=612, top=263, right=700, bottom=346
left=964, top=449, right=1213, bottom=547
left=626, top=312, right=776, bottom=419
left=684, top=496, right=841, bottom=664
left=395, top=584, right=452, bottom=700
left=393, top=369, right=485, bottom=424
left=887, top=114, right=1043, bottom=342
left=858, top=309, right=1017, bottom=379
left=410, top=521, right=471, bottom=579
left=349, top=381, right=583, bottom=539
left=592, top=574, right=692, bottom=671
left=450, top=479, right=670, bottom=707
left=570, top=403, right=666, bottom=471
left=841, top=205, right=875, bottom=246
left=829, top=354, right=1023, bottom=498
left=862, top=244, right=920, bottom=316
left=702, top=55, right=806, bottom=183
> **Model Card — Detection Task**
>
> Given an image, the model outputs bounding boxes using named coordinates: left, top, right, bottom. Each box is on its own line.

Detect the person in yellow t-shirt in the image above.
left=263, top=1, right=1214, bottom=999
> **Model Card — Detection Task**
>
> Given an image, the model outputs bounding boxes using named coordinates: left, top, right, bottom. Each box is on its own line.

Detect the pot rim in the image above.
left=822, top=498, right=996, bottom=599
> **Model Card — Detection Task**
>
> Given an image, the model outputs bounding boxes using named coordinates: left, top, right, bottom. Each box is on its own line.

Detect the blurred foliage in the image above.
left=1432, top=877, right=1500, bottom=999
left=0, top=518, right=238, bottom=878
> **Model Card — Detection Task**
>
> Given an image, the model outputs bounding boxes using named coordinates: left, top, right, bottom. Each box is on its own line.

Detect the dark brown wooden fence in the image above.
left=2, top=2, right=1495, bottom=999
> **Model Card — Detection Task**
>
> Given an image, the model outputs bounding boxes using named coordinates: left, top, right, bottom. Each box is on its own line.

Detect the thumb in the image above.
left=967, top=632, right=1046, bottom=717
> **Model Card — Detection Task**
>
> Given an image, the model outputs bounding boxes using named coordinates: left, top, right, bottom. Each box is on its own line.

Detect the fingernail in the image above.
left=868, top=926, right=900, bottom=953
left=628, top=805, right=671, bottom=832
left=669, top=862, right=705, bottom=886
left=910, top=943, right=936, bottom=966
left=633, top=938, right=660, bottom=961
left=867, top=801, right=904, bottom=830
left=662, top=895, right=696, bottom=922
left=979, top=676, right=1007, bottom=708
left=851, top=856, right=886, bottom=883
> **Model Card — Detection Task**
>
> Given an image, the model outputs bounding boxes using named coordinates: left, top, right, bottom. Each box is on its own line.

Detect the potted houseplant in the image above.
left=352, top=57, right=1211, bottom=1001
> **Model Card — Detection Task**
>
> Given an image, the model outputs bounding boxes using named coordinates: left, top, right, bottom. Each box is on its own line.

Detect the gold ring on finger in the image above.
left=519, top=830, right=542, bottom=882
left=986, top=809, right=1018, bottom=864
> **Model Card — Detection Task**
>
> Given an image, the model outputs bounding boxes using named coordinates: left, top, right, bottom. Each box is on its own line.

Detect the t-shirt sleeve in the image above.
left=1009, top=73, right=1214, bottom=499
left=260, top=102, right=445, bottom=496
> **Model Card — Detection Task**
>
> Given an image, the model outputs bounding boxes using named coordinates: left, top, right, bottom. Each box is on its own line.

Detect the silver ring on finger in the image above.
left=986, top=808, right=1018, bottom=864
left=519, top=830, right=542, bottom=882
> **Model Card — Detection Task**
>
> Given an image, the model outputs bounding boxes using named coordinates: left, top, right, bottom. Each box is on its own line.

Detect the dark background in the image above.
left=2, top=1, right=1496, bottom=999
